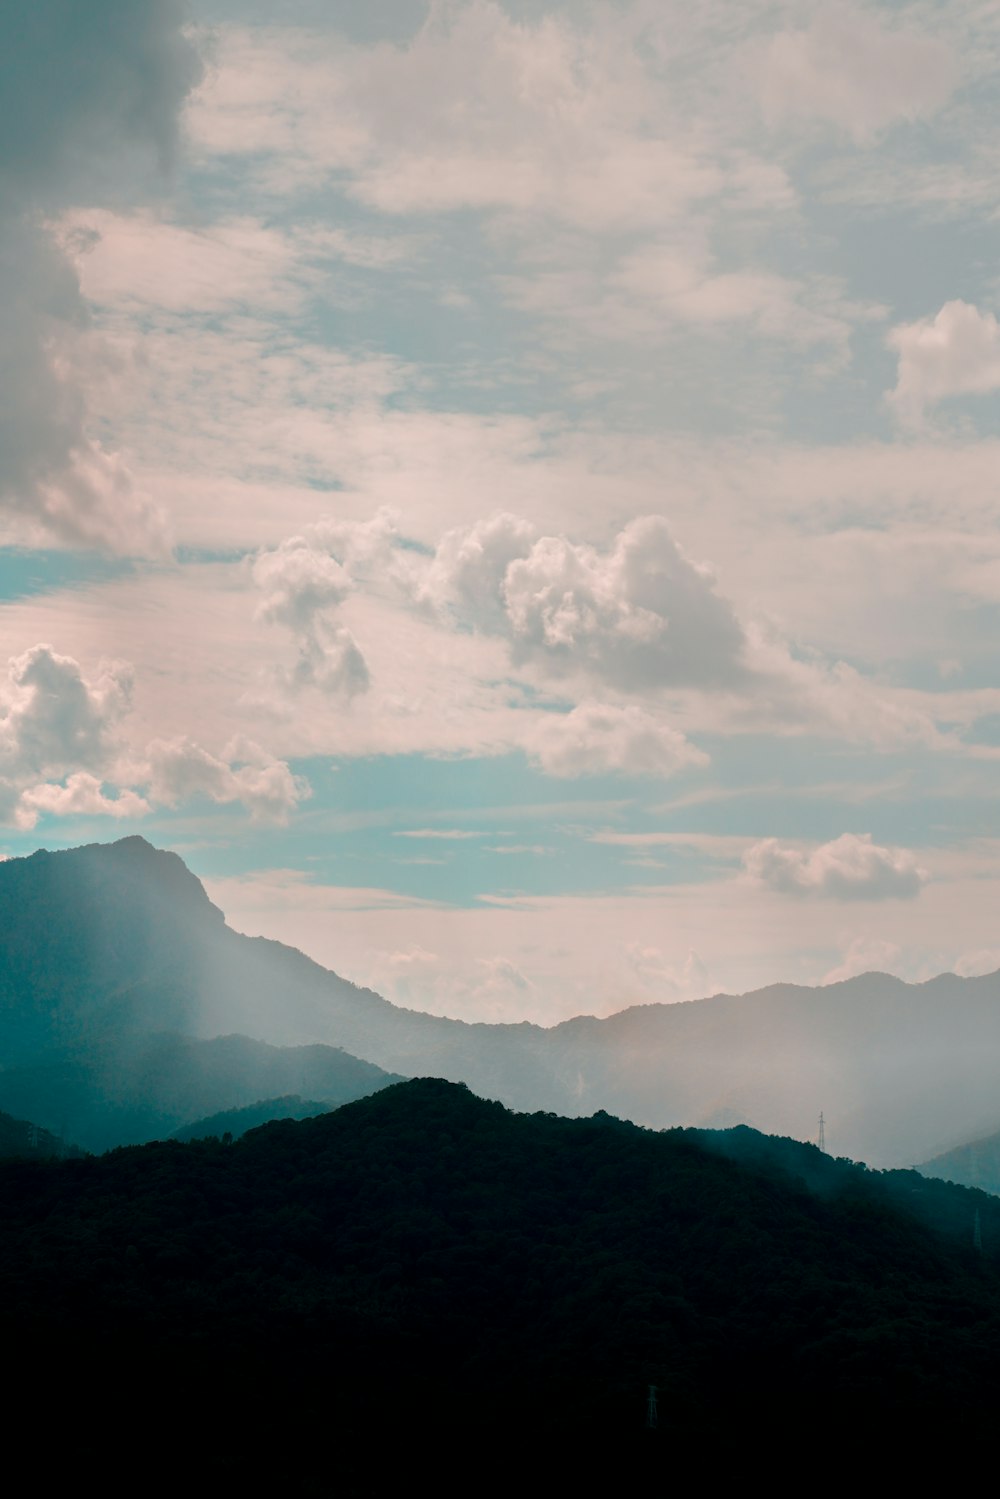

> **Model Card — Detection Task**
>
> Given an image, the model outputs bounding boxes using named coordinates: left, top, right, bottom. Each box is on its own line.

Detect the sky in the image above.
left=2, top=0, right=1000, bottom=1024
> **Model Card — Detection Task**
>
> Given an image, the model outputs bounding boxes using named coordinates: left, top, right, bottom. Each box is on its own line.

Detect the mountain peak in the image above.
left=16, top=835, right=224, bottom=923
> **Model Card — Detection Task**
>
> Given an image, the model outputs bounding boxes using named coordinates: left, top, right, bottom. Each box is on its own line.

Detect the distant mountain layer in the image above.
left=0, top=1105, right=74, bottom=1159
left=3, top=835, right=1000, bottom=1162
left=0, top=1030, right=403, bottom=1153
left=3, top=1079, right=1000, bottom=1482
left=917, top=1129, right=1000, bottom=1196
left=171, top=1094, right=332, bottom=1142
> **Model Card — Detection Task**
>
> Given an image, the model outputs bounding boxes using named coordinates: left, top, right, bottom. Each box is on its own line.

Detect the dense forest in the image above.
left=3, top=1078, right=1000, bottom=1490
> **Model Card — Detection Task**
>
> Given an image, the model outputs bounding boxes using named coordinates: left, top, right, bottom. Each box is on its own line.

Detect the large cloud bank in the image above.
left=0, top=1, right=200, bottom=550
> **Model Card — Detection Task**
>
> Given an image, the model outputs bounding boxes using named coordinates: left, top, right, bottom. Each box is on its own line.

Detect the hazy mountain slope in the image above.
left=171, top=1094, right=332, bottom=1142
left=4, top=836, right=1000, bottom=1163
left=4, top=1079, right=1000, bottom=1483
left=0, top=1031, right=403, bottom=1153
left=0, top=1105, right=74, bottom=1158
left=546, top=971, right=1000, bottom=1166
left=916, top=1128, right=1000, bottom=1196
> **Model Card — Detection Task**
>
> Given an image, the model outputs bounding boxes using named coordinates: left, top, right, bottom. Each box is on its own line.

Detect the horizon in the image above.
left=1, top=2, right=999, bottom=1026
left=7, top=831, right=1000, bottom=1035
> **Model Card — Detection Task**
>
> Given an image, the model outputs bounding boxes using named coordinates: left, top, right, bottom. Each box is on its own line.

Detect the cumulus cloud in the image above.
left=0, top=644, right=133, bottom=780
left=0, top=642, right=306, bottom=828
left=419, top=512, right=746, bottom=691
left=146, top=736, right=309, bottom=823
left=887, top=301, right=1000, bottom=427
left=744, top=833, right=927, bottom=901
left=0, top=644, right=139, bottom=828
left=0, top=0, right=200, bottom=550
left=19, top=773, right=150, bottom=823
left=760, top=5, right=956, bottom=143
left=527, top=701, right=707, bottom=779
left=252, top=533, right=371, bottom=697
left=416, top=512, right=537, bottom=631
left=0, top=645, right=155, bottom=827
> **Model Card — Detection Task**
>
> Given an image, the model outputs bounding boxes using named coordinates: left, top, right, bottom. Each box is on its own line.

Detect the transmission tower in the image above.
left=646, top=1385, right=658, bottom=1429
left=817, top=1112, right=826, bottom=1153
left=974, top=1208, right=983, bottom=1254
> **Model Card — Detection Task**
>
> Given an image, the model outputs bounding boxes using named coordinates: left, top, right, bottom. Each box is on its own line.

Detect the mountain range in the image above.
left=2, top=834, right=1000, bottom=1164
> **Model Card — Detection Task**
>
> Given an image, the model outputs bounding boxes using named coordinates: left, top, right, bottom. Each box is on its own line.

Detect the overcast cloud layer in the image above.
left=1, top=0, right=1000, bottom=1023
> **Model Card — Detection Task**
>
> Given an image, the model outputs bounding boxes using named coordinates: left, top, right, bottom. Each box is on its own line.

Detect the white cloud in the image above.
left=394, top=829, right=483, bottom=840
left=625, top=943, right=709, bottom=1002
left=822, top=935, right=903, bottom=984
left=146, top=736, right=308, bottom=824
left=0, top=644, right=138, bottom=827
left=888, top=301, right=1000, bottom=426
left=253, top=539, right=353, bottom=630
left=252, top=533, right=371, bottom=697
left=611, top=244, right=846, bottom=347
left=760, top=5, right=957, bottom=143
left=415, top=512, right=537, bottom=630
left=526, top=700, right=707, bottom=779
left=63, top=212, right=306, bottom=315
left=19, top=772, right=149, bottom=823
left=0, top=644, right=132, bottom=780
left=954, top=947, right=1000, bottom=978
left=418, top=512, right=747, bottom=692
left=744, top=833, right=928, bottom=901
left=190, top=8, right=725, bottom=232
left=0, top=639, right=308, bottom=828
left=504, top=516, right=746, bottom=688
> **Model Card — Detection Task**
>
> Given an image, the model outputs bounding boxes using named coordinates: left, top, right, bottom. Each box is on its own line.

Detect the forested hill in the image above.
left=4, top=836, right=1000, bottom=1163
left=4, top=1079, right=1000, bottom=1486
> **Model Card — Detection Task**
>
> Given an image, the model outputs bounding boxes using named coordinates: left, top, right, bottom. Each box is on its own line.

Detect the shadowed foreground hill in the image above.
left=5, top=836, right=1000, bottom=1160
left=4, top=1079, right=1000, bottom=1487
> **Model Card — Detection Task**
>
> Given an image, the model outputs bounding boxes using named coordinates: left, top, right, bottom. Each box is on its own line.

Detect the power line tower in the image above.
left=646, top=1385, right=658, bottom=1429
left=817, top=1112, right=826, bottom=1153
left=974, top=1208, right=983, bottom=1254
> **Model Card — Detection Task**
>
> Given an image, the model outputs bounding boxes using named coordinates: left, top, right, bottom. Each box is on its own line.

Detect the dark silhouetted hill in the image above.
left=4, top=1080, right=1000, bottom=1486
